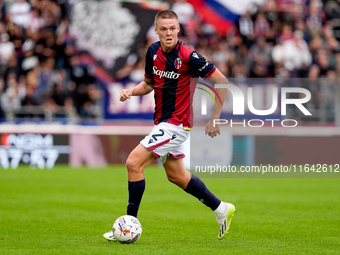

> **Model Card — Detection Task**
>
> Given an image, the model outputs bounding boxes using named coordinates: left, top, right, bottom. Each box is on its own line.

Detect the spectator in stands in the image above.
left=0, top=0, right=5, bottom=22
left=272, top=30, right=312, bottom=75
left=129, top=59, right=145, bottom=83
left=248, top=36, right=272, bottom=74
left=315, top=49, right=334, bottom=77
left=21, top=38, right=39, bottom=73
left=115, top=53, right=141, bottom=81
left=27, top=7, right=42, bottom=34
left=1, top=71, right=20, bottom=119
left=254, top=12, right=270, bottom=38
left=19, top=83, right=40, bottom=119
left=50, top=82, right=68, bottom=118
left=75, top=83, right=101, bottom=119
left=262, top=0, right=278, bottom=25
left=0, top=33, right=15, bottom=77
left=171, top=0, right=194, bottom=36
left=48, top=69, right=76, bottom=119
left=238, top=12, right=255, bottom=49
left=280, top=23, right=294, bottom=42
left=294, top=19, right=310, bottom=43
left=7, top=0, right=31, bottom=29
left=0, top=20, right=6, bottom=34
left=0, top=76, right=5, bottom=119
left=210, top=35, right=229, bottom=70
left=305, top=1, right=323, bottom=37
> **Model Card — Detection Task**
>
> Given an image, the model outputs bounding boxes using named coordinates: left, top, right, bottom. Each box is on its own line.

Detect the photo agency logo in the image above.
left=197, top=82, right=312, bottom=128
left=196, top=83, right=222, bottom=115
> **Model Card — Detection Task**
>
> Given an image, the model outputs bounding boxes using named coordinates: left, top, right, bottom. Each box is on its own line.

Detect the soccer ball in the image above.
left=112, top=215, right=142, bottom=243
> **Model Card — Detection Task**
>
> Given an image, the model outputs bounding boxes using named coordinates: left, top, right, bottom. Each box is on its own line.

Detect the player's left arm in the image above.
left=188, top=50, right=228, bottom=137
left=205, top=69, right=228, bottom=138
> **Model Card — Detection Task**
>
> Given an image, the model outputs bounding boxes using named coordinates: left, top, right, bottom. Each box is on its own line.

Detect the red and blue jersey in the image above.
left=145, top=40, right=216, bottom=130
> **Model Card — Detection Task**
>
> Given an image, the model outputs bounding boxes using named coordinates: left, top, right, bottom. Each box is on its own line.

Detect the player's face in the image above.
left=155, top=18, right=180, bottom=52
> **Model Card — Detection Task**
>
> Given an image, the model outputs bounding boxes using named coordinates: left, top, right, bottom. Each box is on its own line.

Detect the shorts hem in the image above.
left=169, top=153, right=185, bottom=159
left=153, top=151, right=161, bottom=158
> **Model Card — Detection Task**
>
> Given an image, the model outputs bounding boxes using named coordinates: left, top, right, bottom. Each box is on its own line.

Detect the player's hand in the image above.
left=205, top=119, right=220, bottom=138
left=120, top=89, right=133, bottom=102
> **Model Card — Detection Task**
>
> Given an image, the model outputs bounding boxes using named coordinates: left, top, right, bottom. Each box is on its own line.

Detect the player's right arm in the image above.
left=120, top=77, right=154, bottom=102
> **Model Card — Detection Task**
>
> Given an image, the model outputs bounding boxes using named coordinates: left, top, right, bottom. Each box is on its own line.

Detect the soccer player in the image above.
left=104, top=10, right=235, bottom=240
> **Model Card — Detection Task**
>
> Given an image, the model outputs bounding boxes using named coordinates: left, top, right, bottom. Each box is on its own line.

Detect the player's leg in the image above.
left=126, top=143, right=156, bottom=181
left=126, top=143, right=156, bottom=217
left=163, top=157, right=191, bottom=188
left=163, top=157, right=221, bottom=209
left=103, top=144, right=155, bottom=241
left=125, top=122, right=181, bottom=218
left=163, top=157, right=235, bottom=239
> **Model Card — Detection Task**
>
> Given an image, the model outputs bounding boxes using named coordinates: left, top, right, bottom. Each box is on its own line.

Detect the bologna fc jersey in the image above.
left=145, top=40, right=216, bottom=130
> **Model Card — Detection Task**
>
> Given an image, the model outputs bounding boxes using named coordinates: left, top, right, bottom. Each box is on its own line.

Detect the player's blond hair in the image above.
left=155, top=10, right=179, bottom=26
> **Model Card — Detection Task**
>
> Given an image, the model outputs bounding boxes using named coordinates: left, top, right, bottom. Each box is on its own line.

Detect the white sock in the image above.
left=214, top=201, right=227, bottom=218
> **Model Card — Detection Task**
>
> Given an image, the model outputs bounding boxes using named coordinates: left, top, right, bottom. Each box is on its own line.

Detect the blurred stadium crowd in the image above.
left=0, top=0, right=339, bottom=121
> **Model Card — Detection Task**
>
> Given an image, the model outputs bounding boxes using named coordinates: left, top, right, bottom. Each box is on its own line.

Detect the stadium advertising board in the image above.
left=105, top=81, right=155, bottom=120
left=0, top=134, right=69, bottom=169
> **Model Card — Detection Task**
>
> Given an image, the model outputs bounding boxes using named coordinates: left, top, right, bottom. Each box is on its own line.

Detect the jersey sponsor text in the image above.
left=153, top=66, right=180, bottom=79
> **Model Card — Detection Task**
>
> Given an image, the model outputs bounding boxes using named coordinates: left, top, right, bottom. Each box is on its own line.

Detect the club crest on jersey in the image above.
left=174, top=57, right=182, bottom=69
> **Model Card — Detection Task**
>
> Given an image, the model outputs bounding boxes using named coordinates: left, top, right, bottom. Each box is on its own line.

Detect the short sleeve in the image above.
left=189, top=51, right=216, bottom=78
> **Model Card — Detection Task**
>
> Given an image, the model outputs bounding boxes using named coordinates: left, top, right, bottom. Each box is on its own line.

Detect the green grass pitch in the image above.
left=0, top=165, right=339, bottom=255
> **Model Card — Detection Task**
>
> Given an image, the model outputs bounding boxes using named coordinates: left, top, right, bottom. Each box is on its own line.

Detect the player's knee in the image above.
left=167, top=173, right=186, bottom=188
left=166, top=173, right=176, bottom=184
left=126, top=155, right=140, bottom=173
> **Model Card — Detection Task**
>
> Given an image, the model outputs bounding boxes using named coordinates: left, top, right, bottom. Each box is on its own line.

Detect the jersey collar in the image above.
left=161, top=40, right=181, bottom=54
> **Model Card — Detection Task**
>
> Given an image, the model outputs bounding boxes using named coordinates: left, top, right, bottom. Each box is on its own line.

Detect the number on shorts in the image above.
left=152, top=129, right=164, bottom=141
